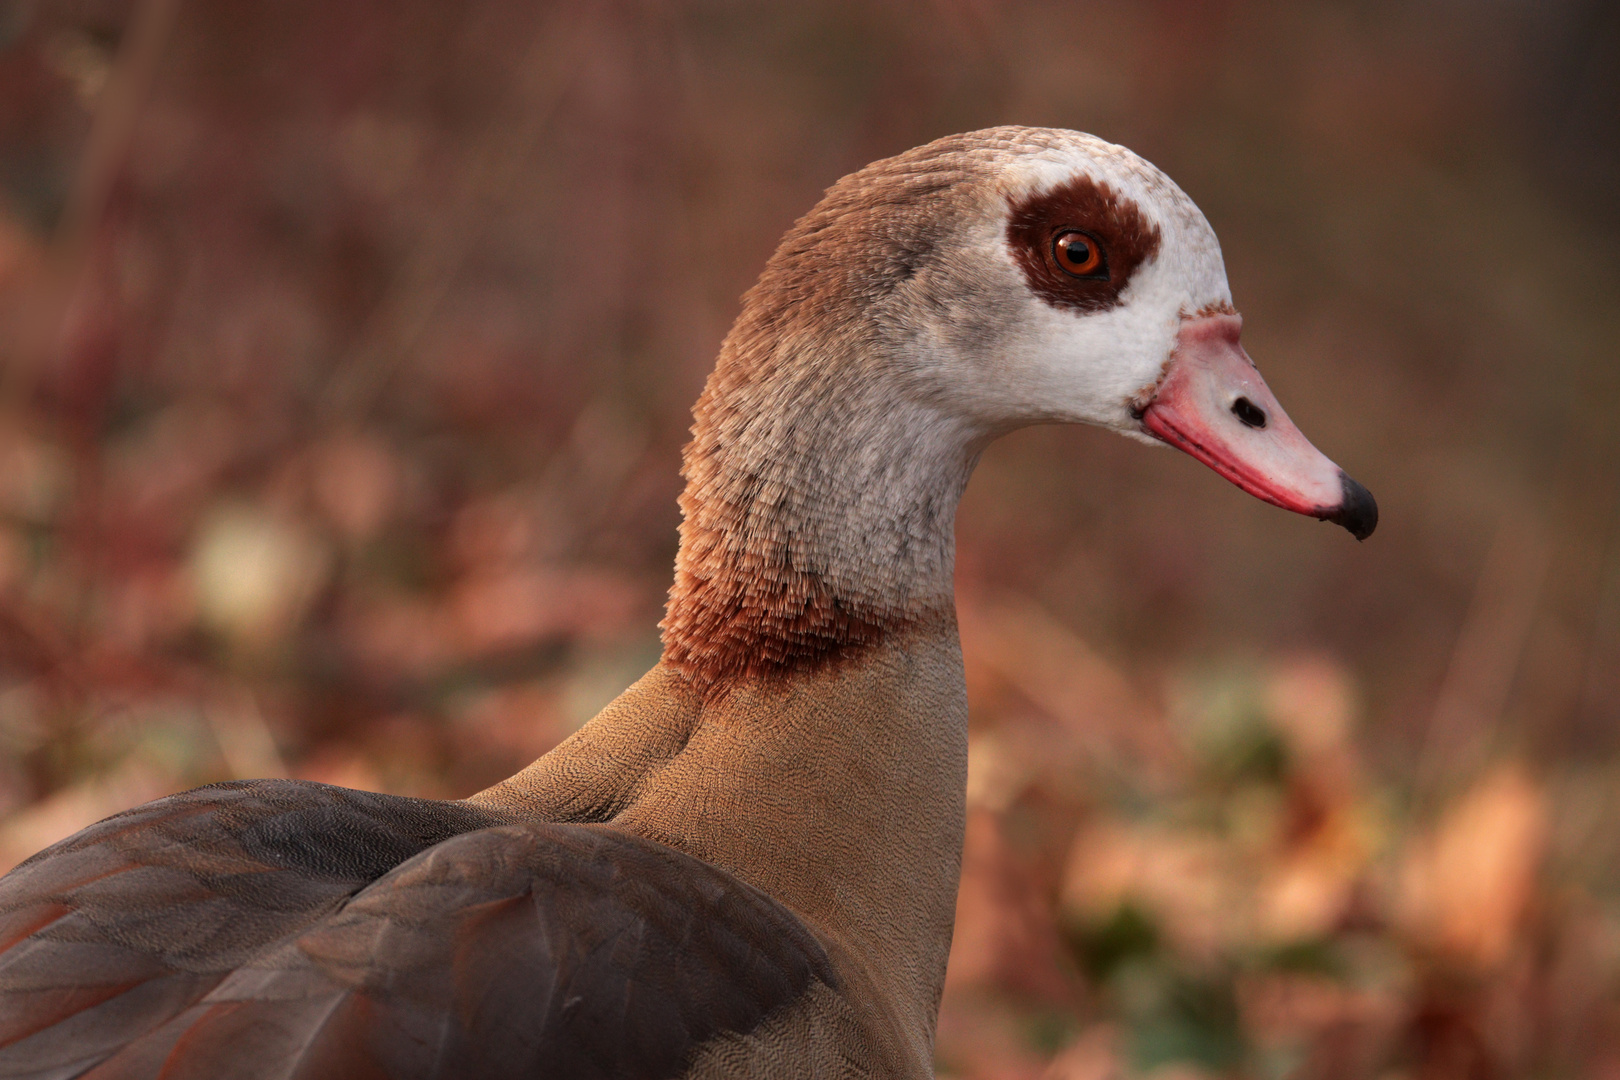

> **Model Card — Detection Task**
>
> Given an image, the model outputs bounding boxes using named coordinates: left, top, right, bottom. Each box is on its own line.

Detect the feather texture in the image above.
left=0, top=781, right=834, bottom=1079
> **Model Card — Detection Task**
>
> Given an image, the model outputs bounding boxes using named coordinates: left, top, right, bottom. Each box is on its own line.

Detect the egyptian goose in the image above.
left=0, top=127, right=1374, bottom=1079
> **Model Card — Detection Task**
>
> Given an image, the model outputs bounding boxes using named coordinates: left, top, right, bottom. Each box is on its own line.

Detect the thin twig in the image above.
left=1, top=0, right=183, bottom=405
left=1414, top=515, right=1550, bottom=801
left=319, top=2, right=588, bottom=423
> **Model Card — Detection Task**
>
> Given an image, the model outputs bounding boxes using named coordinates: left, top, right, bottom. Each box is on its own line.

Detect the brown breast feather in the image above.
left=0, top=779, right=836, bottom=1079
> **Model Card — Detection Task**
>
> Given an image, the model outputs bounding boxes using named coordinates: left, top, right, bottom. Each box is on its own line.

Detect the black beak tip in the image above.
left=1327, top=472, right=1378, bottom=541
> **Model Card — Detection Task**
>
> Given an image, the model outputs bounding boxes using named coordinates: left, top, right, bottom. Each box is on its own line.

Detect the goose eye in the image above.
left=1053, top=231, right=1106, bottom=278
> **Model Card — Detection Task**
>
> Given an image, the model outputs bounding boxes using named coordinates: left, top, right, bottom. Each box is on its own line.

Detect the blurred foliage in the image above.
left=0, top=0, right=1618, bottom=1076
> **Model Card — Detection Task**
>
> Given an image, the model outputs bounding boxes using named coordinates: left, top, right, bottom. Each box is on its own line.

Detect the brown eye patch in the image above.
left=1007, top=174, right=1161, bottom=314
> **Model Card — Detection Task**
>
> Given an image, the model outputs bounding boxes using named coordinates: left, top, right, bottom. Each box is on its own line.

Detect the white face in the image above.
left=910, top=133, right=1234, bottom=441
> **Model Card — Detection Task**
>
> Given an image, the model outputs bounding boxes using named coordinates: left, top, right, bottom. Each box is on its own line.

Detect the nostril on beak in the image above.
left=1231, top=397, right=1267, bottom=429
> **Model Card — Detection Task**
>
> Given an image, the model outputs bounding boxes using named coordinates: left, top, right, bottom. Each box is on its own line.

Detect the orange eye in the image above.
left=1053, top=231, right=1105, bottom=278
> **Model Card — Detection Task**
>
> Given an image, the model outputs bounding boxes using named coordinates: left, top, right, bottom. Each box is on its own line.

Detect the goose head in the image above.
left=723, top=126, right=1376, bottom=539
left=668, top=127, right=1374, bottom=683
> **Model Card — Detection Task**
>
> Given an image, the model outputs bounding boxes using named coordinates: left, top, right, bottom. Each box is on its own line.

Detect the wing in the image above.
left=0, top=780, right=513, bottom=1079
left=66, top=824, right=837, bottom=1080
left=0, top=788, right=839, bottom=1080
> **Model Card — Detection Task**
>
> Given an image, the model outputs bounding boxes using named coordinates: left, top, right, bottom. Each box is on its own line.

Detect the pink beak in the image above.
left=1138, top=314, right=1377, bottom=540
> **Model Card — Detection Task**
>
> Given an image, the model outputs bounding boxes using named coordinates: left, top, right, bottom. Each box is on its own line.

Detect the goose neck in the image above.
left=661, top=350, right=981, bottom=691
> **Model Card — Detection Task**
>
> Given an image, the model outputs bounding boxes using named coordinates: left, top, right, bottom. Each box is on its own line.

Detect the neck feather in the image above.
left=661, top=331, right=979, bottom=689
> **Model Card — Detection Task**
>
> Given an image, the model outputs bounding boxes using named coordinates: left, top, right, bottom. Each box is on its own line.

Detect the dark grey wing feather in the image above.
left=0, top=786, right=837, bottom=1080
left=79, top=825, right=838, bottom=1080
left=0, top=780, right=512, bottom=1078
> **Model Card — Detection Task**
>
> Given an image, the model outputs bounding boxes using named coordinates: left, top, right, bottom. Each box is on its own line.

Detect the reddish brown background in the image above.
left=1, top=1, right=1618, bottom=1076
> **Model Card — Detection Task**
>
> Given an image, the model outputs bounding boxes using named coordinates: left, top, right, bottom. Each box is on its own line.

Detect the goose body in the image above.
left=0, top=127, right=1374, bottom=1079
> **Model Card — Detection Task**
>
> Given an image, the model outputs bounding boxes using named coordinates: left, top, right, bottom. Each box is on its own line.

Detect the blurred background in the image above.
left=0, top=0, right=1617, bottom=1075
